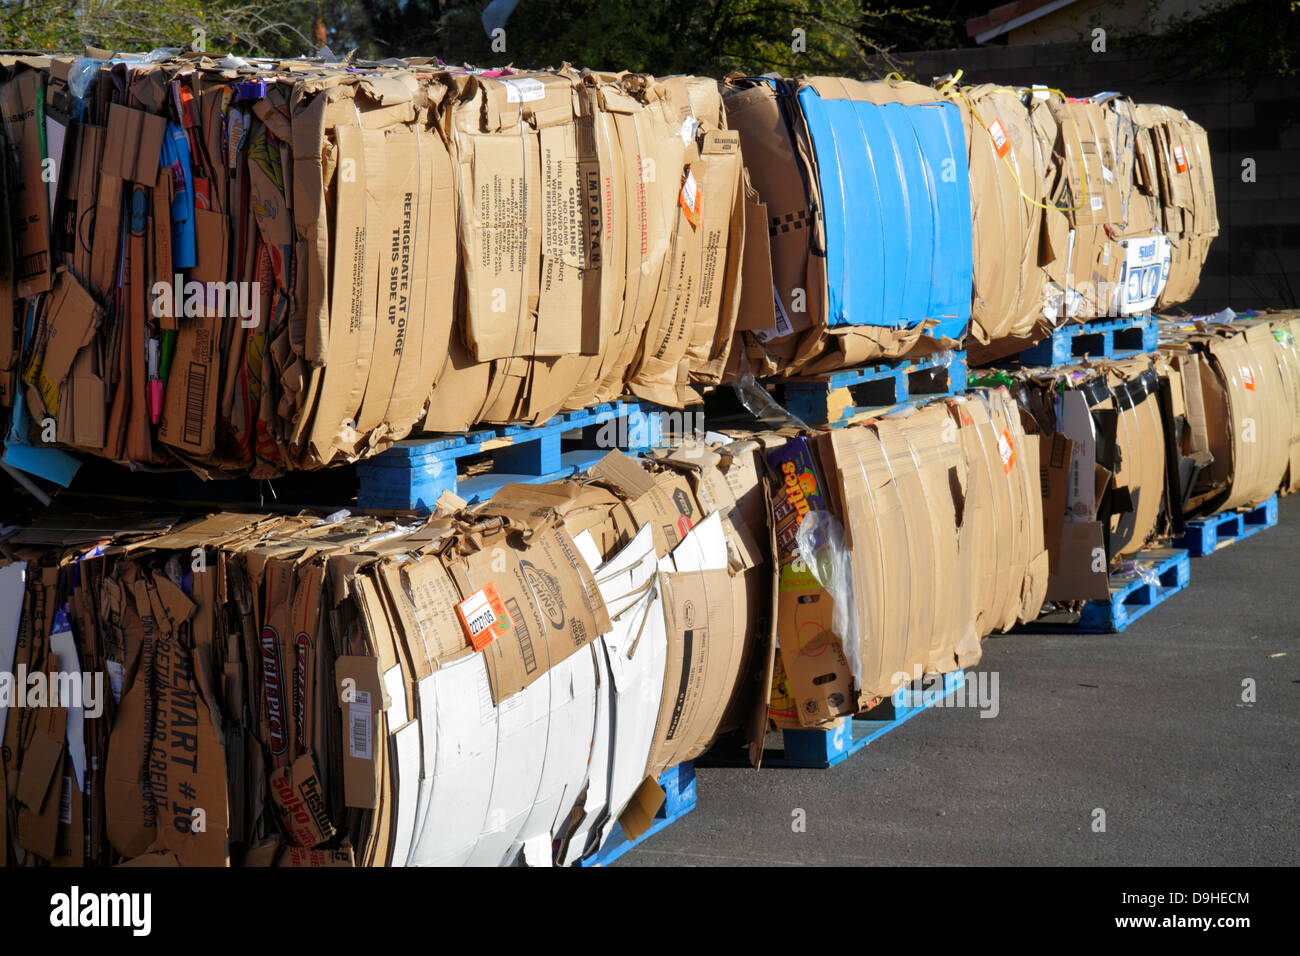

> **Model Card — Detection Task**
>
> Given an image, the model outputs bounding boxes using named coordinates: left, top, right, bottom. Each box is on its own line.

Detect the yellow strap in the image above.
left=934, top=69, right=963, bottom=96
left=941, top=82, right=1091, bottom=214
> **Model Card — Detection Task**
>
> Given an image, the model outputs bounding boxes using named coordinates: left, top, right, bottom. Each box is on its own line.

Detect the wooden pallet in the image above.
left=356, top=401, right=664, bottom=510
left=772, top=351, right=967, bottom=427
left=698, top=670, right=968, bottom=770
left=576, top=762, right=697, bottom=867
left=1177, top=495, right=1278, bottom=557
left=1017, top=314, right=1158, bottom=367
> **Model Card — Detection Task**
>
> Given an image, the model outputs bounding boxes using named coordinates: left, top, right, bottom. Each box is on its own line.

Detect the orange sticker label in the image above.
left=679, top=168, right=701, bottom=227
left=988, top=118, right=1011, bottom=159
left=456, top=582, right=512, bottom=651
left=1240, top=365, right=1256, bottom=391
left=998, top=429, right=1018, bottom=474
left=1173, top=144, right=1188, bottom=173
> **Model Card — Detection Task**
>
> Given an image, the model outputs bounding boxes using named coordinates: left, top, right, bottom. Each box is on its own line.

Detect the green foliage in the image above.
left=0, top=0, right=965, bottom=74
left=358, top=0, right=953, bottom=74
left=0, top=0, right=314, bottom=57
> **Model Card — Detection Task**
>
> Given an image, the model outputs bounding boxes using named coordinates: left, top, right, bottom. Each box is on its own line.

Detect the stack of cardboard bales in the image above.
left=751, top=387, right=1047, bottom=732
left=0, top=54, right=750, bottom=477
left=0, top=446, right=764, bottom=867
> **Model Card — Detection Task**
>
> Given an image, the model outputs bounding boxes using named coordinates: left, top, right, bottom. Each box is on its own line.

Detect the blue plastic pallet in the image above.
left=1177, top=495, right=1278, bottom=557
left=698, top=670, right=967, bottom=770
left=1018, top=314, right=1158, bottom=367
left=775, top=351, right=968, bottom=427
left=1019, top=547, right=1190, bottom=634
left=356, top=401, right=663, bottom=510
left=577, top=762, right=697, bottom=867
left=1077, top=548, right=1191, bottom=632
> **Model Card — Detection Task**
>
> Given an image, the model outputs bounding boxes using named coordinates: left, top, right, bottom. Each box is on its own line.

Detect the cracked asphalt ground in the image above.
left=619, top=494, right=1300, bottom=866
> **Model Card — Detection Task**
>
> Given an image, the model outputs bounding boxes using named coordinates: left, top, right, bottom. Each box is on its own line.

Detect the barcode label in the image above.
left=1090, top=195, right=1104, bottom=212
left=60, top=776, right=72, bottom=824
left=758, top=286, right=796, bottom=342
left=183, top=361, right=208, bottom=445
left=504, top=78, right=546, bottom=103
left=461, top=596, right=495, bottom=637
left=17, top=250, right=48, bottom=282
left=506, top=596, right=537, bottom=674
left=348, top=690, right=371, bottom=761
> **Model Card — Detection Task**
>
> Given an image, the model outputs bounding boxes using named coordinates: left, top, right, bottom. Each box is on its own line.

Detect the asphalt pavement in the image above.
left=620, top=494, right=1300, bottom=866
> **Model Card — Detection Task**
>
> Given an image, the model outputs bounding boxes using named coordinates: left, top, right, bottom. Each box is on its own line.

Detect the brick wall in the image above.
left=870, top=41, right=1300, bottom=314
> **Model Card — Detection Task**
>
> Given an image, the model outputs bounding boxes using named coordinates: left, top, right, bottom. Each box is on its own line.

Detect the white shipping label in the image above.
left=348, top=690, right=372, bottom=761
left=987, top=118, right=1009, bottom=157
left=679, top=116, right=699, bottom=146
left=998, top=431, right=1014, bottom=469
left=504, top=78, right=546, bottom=103
left=1090, top=195, right=1104, bottom=212
left=458, top=589, right=495, bottom=639
left=680, top=169, right=699, bottom=211
left=106, top=660, right=125, bottom=703
left=756, top=286, right=796, bottom=342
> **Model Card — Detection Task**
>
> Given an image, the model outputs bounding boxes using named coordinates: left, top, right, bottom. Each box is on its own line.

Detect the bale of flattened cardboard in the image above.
left=944, top=83, right=1051, bottom=353
left=1137, top=106, right=1218, bottom=311
left=428, top=69, right=747, bottom=431
left=722, top=75, right=971, bottom=379
left=1004, top=356, right=1169, bottom=603
left=1157, top=318, right=1293, bottom=517
left=745, top=388, right=1045, bottom=734
left=0, top=444, right=762, bottom=866
left=1, top=55, right=748, bottom=477
left=960, top=88, right=1210, bottom=365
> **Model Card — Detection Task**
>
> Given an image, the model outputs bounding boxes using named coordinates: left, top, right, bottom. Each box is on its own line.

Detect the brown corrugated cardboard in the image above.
left=445, top=519, right=610, bottom=704
left=588, top=450, right=702, bottom=557
left=1, top=68, right=53, bottom=296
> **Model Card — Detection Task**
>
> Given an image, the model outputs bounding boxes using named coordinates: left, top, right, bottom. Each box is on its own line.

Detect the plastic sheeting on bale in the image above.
left=723, top=76, right=971, bottom=378
left=796, top=80, right=972, bottom=338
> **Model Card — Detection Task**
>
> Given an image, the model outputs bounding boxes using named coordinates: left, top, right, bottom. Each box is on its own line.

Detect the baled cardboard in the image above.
left=0, top=69, right=53, bottom=296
